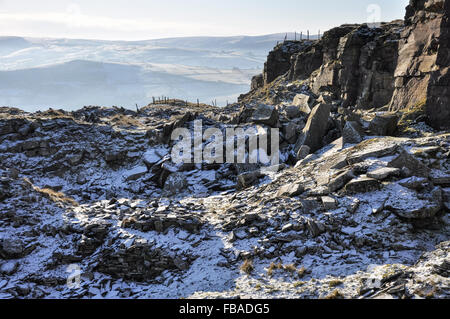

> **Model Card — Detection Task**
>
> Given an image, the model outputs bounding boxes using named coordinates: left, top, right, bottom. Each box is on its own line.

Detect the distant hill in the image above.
left=0, top=33, right=318, bottom=110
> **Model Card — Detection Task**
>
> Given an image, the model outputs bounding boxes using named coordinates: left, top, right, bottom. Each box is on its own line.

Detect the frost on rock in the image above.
left=1, top=2, right=450, bottom=298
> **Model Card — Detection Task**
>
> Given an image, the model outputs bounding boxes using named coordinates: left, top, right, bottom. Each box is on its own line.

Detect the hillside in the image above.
left=0, top=33, right=310, bottom=110
left=0, top=1, right=448, bottom=299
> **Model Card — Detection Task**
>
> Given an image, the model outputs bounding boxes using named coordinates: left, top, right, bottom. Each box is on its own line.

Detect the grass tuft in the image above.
left=240, top=259, right=254, bottom=275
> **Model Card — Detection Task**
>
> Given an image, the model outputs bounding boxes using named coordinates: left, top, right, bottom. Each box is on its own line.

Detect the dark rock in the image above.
left=263, top=41, right=308, bottom=85
left=344, top=176, right=381, bottom=194
left=367, top=167, right=401, bottom=180
left=385, top=187, right=443, bottom=219
left=295, top=103, right=331, bottom=153
left=296, top=145, right=311, bottom=160
left=306, top=219, right=326, bottom=237
left=327, top=168, right=355, bottom=192
left=389, top=0, right=450, bottom=130
left=0, top=238, right=25, bottom=259
left=237, top=171, right=263, bottom=190
left=368, top=113, right=399, bottom=136
left=283, top=122, right=299, bottom=143
left=388, top=149, right=430, bottom=178
left=399, top=176, right=429, bottom=190
left=96, top=239, right=180, bottom=282
left=342, top=121, right=364, bottom=145
left=251, top=73, right=264, bottom=90
left=276, top=183, right=304, bottom=197
left=250, top=104, right=279, bottom=127
left=284, top=106, right=302, bottom=119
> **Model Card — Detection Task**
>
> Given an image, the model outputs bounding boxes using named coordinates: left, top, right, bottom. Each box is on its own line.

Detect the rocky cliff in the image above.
left=0, top=1, right=449, bottom=300
left=242, top=0, right=449, bottom=130
left=390, top=0, right=450, bottom=131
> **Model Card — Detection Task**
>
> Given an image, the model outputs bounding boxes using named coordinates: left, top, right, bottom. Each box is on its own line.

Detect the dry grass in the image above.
left=121, top=217, right=137, bottom=228
left=415, top=280, right=440, bottom=299
left=241, top=259, right=254, bottom=275
left=328, top=279, right=344, bottom=288
left=293, top=281, right=306, bottom=288
left=267, top=262, right=307, bottom=279
left=398, top=98, right=427, bottom=133
left=267, top=262, right=283, bottom=277
left=296, top=266, right=307, bottom=278
left=323, top=289, right=344, bottom=299
left=284, top=264, right=297, bottom=273
left=23, top=178, right=78, bottom=206
left=109, top=114, right=142, bottom=128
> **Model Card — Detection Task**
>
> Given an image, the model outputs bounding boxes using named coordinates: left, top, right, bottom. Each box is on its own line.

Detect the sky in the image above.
left=0, top=0, right=410, bottom=41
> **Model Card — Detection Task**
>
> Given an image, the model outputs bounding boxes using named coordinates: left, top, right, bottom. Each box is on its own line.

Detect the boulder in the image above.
left=250, top=104, right=279, bottom=127
left=294, top=154, right=318, bottom=168
left=367, top=167, right=401, bottom=181
left=104, top=151, right=125, bottom=163
left=276, top=183, right=304, bottom=197
left=96, top=238, right=180, bottom=281
left=124, top=165, right=148, bottom=181
left=321, top=196, right=337, bottom=210
left=285, top=106, right=302, bottom=119
left=292, top=93, right=314, bottom=114
left=251, top=73, right=264, bottom=90
left=327, top=168, right=355, bottom=193
left=430, top=172, right=450, bottom=187
left=0, top=238, right=24, bottom=259
left=344, top=176, right=381, bottom=194
left=0, top=261, right=19, bottom=275
left=0, top=178, right=11, bottom=201
left=388, top=149, right=430, bottom=178
left=143, top=147, right=168, bottom=167
left=385, top=188, right=443, bottom=219
left=295, top=103, right=331, bottom=153
left=368, top=113, right=399, bottom=136
left=237, top=171, right=263, bottom=190
left=399, top=176, right=428, bottom=190
left=306, top=219, right=326, bottom=237
left=342, top=121, right=364, bottom=145
left=283, top=122, right=299, bottom=143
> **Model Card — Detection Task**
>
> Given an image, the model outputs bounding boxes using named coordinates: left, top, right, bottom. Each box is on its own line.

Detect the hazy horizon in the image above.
left=0, top=0, right=411, bottom=111
left=0, top=0, right=409, bottom=41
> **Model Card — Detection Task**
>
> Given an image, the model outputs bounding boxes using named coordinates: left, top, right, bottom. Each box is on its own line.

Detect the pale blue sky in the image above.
left=0, top=0, right=410, bottom=40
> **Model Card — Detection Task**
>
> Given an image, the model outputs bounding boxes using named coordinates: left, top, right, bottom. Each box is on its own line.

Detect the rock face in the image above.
left=389, top=0, right=450, bottom=130
left=288, top=22, right=402, bottom=110
left=0, top=2, right=449, bottom=301
left=243, top=1, right=449, bottom=130
left=261, top=41, right=309, bottom=87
